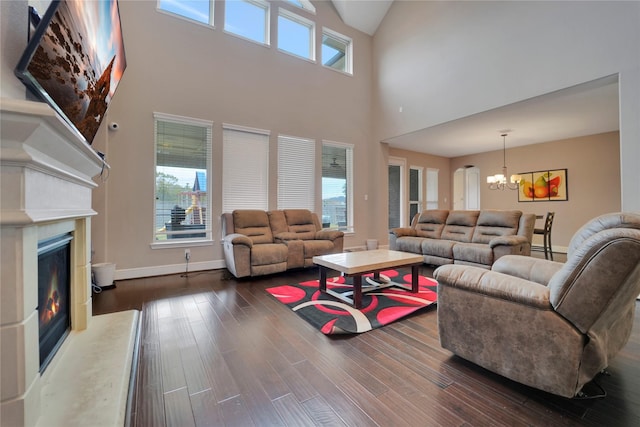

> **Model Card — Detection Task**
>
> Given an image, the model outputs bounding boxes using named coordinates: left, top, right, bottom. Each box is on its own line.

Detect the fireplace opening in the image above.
left=38, top=233, right=73, bottom=372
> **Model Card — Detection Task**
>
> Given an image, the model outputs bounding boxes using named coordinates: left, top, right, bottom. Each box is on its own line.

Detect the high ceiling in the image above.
left=382, top=75, right=620, bottom=158
left=332, top=1, right=620, bottom=158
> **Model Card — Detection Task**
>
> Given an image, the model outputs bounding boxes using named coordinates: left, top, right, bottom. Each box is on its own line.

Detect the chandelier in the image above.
left=487, top=133, right=521, bottom=190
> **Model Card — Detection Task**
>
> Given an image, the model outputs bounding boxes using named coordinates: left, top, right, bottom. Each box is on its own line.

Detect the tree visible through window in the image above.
left=154, top=113, right=212, bottom=241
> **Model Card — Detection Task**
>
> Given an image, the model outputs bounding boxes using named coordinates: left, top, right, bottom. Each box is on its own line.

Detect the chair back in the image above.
left=542, top=212, right=554, bottom=235
left=548, top=212, right=640, bottom=333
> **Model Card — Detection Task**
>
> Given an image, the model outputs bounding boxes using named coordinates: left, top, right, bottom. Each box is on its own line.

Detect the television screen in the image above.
left=14, top=0, right=126, bottom=145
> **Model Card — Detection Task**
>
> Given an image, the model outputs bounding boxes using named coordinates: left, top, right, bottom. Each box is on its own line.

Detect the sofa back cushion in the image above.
left=441, top=210, right=479, bottom=242
left=233, top=210, right=274, bottom=244
left=283, top=209, right=317, bottom=240
left=472, top=210, right=522, bottom=244
left=414, top=210, right=449, bottom=238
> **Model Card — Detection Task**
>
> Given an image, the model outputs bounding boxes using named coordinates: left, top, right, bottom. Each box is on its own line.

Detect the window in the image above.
left=278, top=9, right=315, bottom=61
left=278, top=135, right=315, bottom=211
left=388, top=157, right=406, bottom=228
left=224, top=0, right=270, bottom=45
left=285, top=0, right=316, bottom=14
left=222, top=125, right=270, bottom=212
left=158, top=0, right=214, bottom=26
left=426, top=168, right=439, bottom=209
left=154, top=113, right=212, bottom=242
left=322, top=28, right=352, bottom=74
left=409, top=166, right=423, bottom=223
left=322, top=141, right=353, bottom=231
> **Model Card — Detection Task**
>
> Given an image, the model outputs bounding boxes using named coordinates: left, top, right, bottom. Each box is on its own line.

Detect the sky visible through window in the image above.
left=159, top=0, right=210, bottom=24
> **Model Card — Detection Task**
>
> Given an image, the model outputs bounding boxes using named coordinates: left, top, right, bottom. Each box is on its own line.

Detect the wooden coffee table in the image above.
left=312, top=249, right=424, bottom=309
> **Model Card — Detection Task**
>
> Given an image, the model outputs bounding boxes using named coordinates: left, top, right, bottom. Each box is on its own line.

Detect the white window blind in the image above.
left=223, top=126, right=270, bottom=212
left=426, top=168, right=439, bottom=209
left=277, top=135, right=315, bottom=210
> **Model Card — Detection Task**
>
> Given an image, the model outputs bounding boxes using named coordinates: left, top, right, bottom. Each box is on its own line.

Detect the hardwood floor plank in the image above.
left=300, top=396, right=348, bottom=427
left=271, top=393, right=318, bottom=427
left=164, top=387, right=196, bottom=427
left=189, top=389, right=223, bottom=427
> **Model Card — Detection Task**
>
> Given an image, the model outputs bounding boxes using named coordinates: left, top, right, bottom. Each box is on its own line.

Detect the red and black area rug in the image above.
left=266, top=269, right=437, bottom=335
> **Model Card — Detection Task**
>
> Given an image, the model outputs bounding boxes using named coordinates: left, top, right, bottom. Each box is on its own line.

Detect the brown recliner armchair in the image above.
left=434, top=212, right=640, bottom=398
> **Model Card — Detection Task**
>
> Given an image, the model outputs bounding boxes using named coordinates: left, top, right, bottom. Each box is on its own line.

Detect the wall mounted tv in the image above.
left=14, top=0, right=126, bottom=146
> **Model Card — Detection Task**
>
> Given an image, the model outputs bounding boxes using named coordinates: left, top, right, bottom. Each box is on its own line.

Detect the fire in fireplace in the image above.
left=38, top=233, right=73, bottom=372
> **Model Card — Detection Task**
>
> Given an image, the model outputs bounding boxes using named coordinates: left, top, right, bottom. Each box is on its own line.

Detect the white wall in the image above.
left=373, top=0, right=640, bottom=212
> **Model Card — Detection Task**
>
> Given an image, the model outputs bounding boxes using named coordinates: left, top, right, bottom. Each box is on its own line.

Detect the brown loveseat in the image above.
left=435, top=212, right=640, bottom=397
left=221, top=209, right=344, bottom=278
left=389, top=209, right=536, bottom=268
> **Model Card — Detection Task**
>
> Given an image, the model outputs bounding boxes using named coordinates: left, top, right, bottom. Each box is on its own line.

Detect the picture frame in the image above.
left=517, top=169, right=568, bottom=202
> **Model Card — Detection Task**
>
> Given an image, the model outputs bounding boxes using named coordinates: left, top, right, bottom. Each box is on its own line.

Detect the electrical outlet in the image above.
left=184, top=249, right=191, bottom=261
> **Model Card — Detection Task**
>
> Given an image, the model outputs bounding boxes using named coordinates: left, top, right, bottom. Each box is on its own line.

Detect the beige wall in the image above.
left=389, top=132, right=620, bottom=250
left=91, top=1, right=388, bottom=276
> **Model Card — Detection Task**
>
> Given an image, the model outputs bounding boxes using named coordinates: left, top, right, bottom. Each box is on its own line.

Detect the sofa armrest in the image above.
left=492, top=255, right=564, bottom=286
left=224, top=233, right=253, bottom=248
left=488, top=235, right=528, bottom=248
left=315, top=230, right=344, bottom=241
left=389, top=227, right=417, bottom=238
left=434, top=264, right=551, bottom=309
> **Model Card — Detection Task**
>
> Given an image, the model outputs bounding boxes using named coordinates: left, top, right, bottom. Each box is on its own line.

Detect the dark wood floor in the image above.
left=93, top=252, right=640, bottom=427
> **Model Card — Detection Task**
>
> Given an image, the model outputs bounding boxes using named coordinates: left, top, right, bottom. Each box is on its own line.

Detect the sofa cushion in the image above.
left=250, top=243, right=288, bottom=266
left=396, top=236, right=425, bottom=253
left=453, top=242, right=494, bottom=265
left=472, top=210, right=521, bottom=244
left=422, top=238, right=456, bottom=259
left=441, top=210, right=479, bottom=243
left=415, top=209, right=449, bottom=238
left=233, top=210, right=274, bottom=244
left=284, top=209, right=317, bottom=239
left=302, top=240, right=335, bottom=258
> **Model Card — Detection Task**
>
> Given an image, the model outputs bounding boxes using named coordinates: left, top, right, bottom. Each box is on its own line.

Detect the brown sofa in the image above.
left=389, top=209, right=536, bottom=268
left=221, top=209, right=344, bottom=278
left=434, top=212, right=640, bottom=397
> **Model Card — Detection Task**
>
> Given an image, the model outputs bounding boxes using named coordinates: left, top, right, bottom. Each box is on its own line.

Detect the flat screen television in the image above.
left=14, top=0, right=126, bottom=145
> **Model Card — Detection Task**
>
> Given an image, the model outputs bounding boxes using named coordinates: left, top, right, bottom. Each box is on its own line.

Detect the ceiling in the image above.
left=383, top=75, right=620, bottom=158
left=331, top=2, right=620, bottom=159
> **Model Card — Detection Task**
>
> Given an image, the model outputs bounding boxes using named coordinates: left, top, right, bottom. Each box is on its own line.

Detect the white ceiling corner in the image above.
left=331, top=0, right=394, bottom=36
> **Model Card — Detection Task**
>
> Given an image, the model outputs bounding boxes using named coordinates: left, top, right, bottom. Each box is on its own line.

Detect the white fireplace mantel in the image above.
left=1, top=98, right=137, bottom=427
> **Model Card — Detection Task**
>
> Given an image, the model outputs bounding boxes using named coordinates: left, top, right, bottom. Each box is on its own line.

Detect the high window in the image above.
left=278, top=135, right=315, bottom=211
left=222, top=125, right=270, bottom=212
left=154, top=113, right=212, bottom=242
left=224, top=0, right=270, bottom=45
left=322, top=28, right=352, bottom=74
left=278, top=8, right=315, bottom=61
left=158, top=0, right=214, bottom=26
left=322, top=142, right=353, bottom=231
left=285, top=0, right=316, bottom=14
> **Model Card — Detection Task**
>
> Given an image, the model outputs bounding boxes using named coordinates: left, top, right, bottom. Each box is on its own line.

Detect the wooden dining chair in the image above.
left=534, top=212, right=555, bottom=260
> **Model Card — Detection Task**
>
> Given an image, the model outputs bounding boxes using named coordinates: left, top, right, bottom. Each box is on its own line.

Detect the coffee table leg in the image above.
left=319, top=266, right=327, bottom=293
left=411, top=264, right=419, bottom=293
left=353, top=274, right=363, bottom=309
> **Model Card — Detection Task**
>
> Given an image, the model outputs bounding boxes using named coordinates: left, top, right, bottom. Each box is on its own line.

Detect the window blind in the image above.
left=223, top=126, right=269, bottom=212
left=277, top=135, right=315, bottom=210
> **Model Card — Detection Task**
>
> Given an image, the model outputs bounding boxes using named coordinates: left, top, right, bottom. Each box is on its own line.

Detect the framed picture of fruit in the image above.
left=518, top=169, right=568, bottom=202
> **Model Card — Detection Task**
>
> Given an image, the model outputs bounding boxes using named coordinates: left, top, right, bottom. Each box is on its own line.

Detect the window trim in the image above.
left=277, top=7, right=316, bottom=62
left=152, top=112, right=213, bottom=248
left=223, top=0, right=271, bottom=47
left=321, top=27, right=353, bottom=75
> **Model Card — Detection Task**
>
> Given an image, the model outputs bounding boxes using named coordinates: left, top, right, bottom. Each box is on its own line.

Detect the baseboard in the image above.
left=114, top=259, right=226, bottom=281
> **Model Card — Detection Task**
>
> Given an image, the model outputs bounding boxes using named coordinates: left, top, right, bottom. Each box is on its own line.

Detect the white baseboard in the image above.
left=114, top=259, right=226, bottom=281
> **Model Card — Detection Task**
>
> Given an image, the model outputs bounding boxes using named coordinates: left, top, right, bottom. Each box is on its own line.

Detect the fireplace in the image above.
left=1, top=98, right=139, bottom=427
left=37, top=233, right=72, bottom=372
